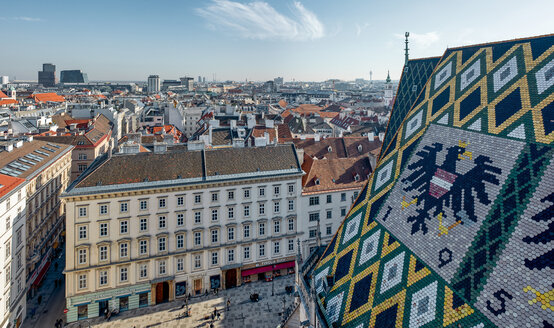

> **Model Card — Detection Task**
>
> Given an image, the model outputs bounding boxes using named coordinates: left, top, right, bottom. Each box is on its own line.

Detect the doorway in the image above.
left=155, top=282, right=169, bottom=304
left=98, top=300, right=109, bottom=317
left=225, top=269, right=237, bottom=289
left=194, top=279, right=202, bottom=295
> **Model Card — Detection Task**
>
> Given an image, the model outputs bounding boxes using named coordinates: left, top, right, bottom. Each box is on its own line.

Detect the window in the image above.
left=176, top=235, right=184, bottom=249
left=309, top=212, right=320, bottom=222
left=244, top=246, right=250, bottom=259
left=136, top=239, right=146, bottom=255
left=259, top=203, right=265, bottom=215
left=99, top=204, right=108, bottom=215
left=274, top=186, right=280, bottom=195
left=353, top=191, right=359, bottom=199
left=120, top=267, right=128, bottom=282
left=327, top=226, right=333, bottom=235
left=158, top=237, right=166, bottom=252
left=78, top=226, right=87, bottom=239
left=309, top=196, right=320, bottom=206
left=211, top=193, right=218, bottom=202
left=120, top=202, right=128, bottom=212
left=140, top=200, right=148, bottom=211
left=274, top=201, right=280, bottom=213
left=140, top=218, right=148, bottom=231
left=78, top=274, right=87, bottom=289
left=120, top=243, right=128, bottom=258
left=158, top=198, right=166, bottom=208
left=16, top=229, right=22, bottom=246
left=4, top=241, right=9, bottom=261
left=194, top=254, right=201, bottom=269
left=99, top=246, right=108, bottom=261
left=194, top=194, right=201, bottom=204
left=244, top=225, right=250, bottom=238
left=309, top=229, right=317, bottom=238
left=177, top=196, right=184, bottom=206
left=177, top=258, right=184, bottom=272
left=327, top=210, right=332, bottom=219
left=259, top=187, right=265, bottom=196
left=78, top=249, right=87, bottom=264
left=259, top=223, right=265, bottom=236
left=288, top=184, right=294, bottom=193
left=244, top=205, right=250, bottom=217
left=139, top=264, right=148, bottom=279
left=341, top=208, right=347, bottom=216
left=99, top=271, right=108, bottom=286
left=228, top=249, right=235, bottom=262
left=78, top=164, right=87, bottom=172
left=288, top=239, right=294, bottom=252
left=259, top=244, right=265, bottom=257
left=274, top=241, right=280, bottom=254
left=288, top=199, right=295, bottom=211
left=211, top=252, right=218, bottom=265
left=327, top=194, right=332, bottom=203
left=4, top=216, right=9, bottom=231
left=228, top=227, right=235, bottom=241
left=177, top=213, right=184, bottom=226
left=211, top=209, right=218, bottom=221
left=4, top=263, right=9, bottom=284
left=78, top=207, right=87, bottom=217
left=228, top=207, right=234, bottom=219
left=194, top=232, right=201, bottom=246
left=78, top=153, right=87, bottom=160
left=139, top=293, right=148, bottom=307
left=288, top=219, right=294, bottom=231
left=158, top=216, right=166, bottom=229
left=194, top=211, right=201, bottom=224
left=77, top=304, right=88, bottom=320
left=341, top=193, right=346, bottom=202
left=243, top=189, right=250, bottom=198
left=274, top=221, right=280, bottom=233
left=120, top=220, right=128, bottom=234
left=211, top=230, right=219, bottom=243
left=228, top=191, right=234, bottom=200
left=159, top=261, right=166, bottom=275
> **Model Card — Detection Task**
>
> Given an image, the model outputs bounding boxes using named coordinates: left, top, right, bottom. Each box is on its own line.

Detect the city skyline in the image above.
left=2, top=0, right=554, bottom=82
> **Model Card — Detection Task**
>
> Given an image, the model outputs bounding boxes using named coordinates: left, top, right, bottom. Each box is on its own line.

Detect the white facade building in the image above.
left=0, top=175, right=27, bottom=328
left=62, top=145, right=303, bottom=323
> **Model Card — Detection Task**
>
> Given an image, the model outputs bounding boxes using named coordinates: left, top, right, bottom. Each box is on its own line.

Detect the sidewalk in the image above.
left=73, top=275, right=297, bottom=328
left=23, top=250, right=66, bottom=328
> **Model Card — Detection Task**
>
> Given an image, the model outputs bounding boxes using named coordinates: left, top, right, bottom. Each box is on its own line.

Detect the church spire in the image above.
left=404, top=32, right=410, bottom=65
left=386, top=70, right=391, bottom=83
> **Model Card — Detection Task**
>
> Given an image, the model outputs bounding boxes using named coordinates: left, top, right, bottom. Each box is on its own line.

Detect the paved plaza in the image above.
left=69, top=275, right=297, bottom=328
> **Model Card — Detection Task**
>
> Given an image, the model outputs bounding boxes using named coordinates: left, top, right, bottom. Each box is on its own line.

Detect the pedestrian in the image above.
left=226, top=299, right=230, bottom=311
left=205, top=289, right=208, bottom=297
left=210, top=323, right=214, bottom=328
left=217, top=312, right=221, bottom=320
left=211, top=313, right=215, bottom=321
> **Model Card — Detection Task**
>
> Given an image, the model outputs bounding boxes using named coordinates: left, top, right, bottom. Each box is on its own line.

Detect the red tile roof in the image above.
left=0, top=91, right=8, bottom=98
left=29, top=93, right=65, bottom=103
left=0, top=99, right=17, bottom=106
left=0, top=174, right=25, bottom=199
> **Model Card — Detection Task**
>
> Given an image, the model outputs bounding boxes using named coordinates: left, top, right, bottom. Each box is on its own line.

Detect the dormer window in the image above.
left=354, top=174, right=360, bottom=181
left=357, top=144, right=362, bottom=152
left=315, top=178, right=320, bottom=185
left=327, top=146, right=332, bottom=152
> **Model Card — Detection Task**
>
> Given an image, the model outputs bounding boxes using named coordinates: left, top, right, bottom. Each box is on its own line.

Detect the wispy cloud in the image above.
left=395, top=31, right=439, bottom=48
left=0, top=16, right=43, bottom=22
left=355, top=23, right=369, bottom=37
left=196, top=0, right=324, bottom=41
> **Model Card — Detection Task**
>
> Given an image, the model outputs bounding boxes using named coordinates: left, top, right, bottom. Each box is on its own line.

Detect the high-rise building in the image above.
left=147, top=75, right=160, bottom=94
left=60, top=70, right=88, bottom=83
left=198, top=76, right=202, bottom=83
left=38, top=63, right=56, bottom=87
left=0, top=76, right=8, bottom=85
left=180, top=77, right=194, bottom=91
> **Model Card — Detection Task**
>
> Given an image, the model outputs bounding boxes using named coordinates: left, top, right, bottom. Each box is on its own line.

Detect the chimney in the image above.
left=154, top=142, right=167, bottom=153
left=265, top=119, right=274, bottom=128
left=367, top=132, right=374, bottom=141
left=378, top=132, right=385, bottom=142
left=314, top=134, right=320, bottom=142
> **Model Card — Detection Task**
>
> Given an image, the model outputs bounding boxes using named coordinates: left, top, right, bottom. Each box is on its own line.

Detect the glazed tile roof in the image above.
left=311, top=34, right=554, bottom=328
left=75, top=144, right=300, bottom=188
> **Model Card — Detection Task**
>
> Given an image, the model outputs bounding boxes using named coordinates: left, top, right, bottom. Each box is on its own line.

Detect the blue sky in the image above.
left=2, top=0, right=553, bottom=82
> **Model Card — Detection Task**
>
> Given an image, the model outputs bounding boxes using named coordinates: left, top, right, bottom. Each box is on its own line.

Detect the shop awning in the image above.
left=241, top=261, right=296, bottom=277
left=241, top=265, right=273, bottom=277
left=274, top=261, right=295, bottom=270
left=31, top=261, right=51, bottom=287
